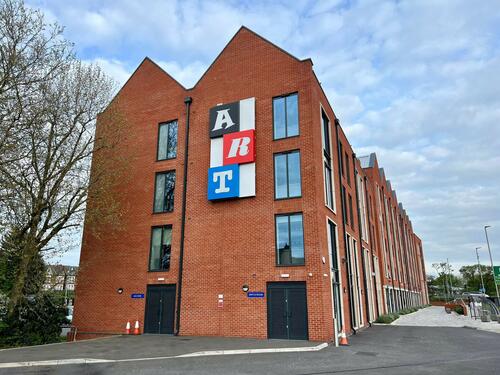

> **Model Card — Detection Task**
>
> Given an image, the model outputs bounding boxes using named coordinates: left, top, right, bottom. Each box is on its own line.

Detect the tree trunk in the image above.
left=7, top=236, right=38, bottom=318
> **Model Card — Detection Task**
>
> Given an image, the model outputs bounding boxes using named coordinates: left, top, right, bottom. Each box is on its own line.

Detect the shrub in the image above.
left=453, top=305, right=464, bottom=315
left=0, top=293, right=68, bottom=348
left=375, top=313, right=400, bottom=324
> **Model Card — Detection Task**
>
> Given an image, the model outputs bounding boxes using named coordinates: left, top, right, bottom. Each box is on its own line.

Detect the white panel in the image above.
left=239, top=97, right=255, bottom=130
left=239, top=163, right=255, bottom=197
left=210, top=138, right=223, bottom=167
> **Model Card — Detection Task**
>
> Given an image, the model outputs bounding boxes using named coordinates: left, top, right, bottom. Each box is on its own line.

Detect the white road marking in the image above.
left=0, top=342, right=329, bottom=368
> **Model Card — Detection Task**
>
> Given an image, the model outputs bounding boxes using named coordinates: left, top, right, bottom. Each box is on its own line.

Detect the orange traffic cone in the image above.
left=339, top=330, right=349, bottom=346
left=133, top=320, right=140, bottom=335
left=125, top=321, right=130, bottom=335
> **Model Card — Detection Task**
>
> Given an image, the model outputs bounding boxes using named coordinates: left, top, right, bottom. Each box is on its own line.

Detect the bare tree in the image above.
left=0, top=0, right=126, bottom=316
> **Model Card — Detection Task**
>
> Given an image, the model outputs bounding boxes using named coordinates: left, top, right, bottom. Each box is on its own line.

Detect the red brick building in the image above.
left=73, top=27, right=428, bottom=343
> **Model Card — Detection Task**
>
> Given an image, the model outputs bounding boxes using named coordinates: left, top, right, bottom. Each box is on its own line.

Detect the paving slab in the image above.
left=392, top=306, right=500, bottom=334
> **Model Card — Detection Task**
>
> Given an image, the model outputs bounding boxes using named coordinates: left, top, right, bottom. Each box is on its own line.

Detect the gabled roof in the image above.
left=359, top=152, right=377, bottom=169
left=110, top=26, right=312, bottom=106
left=379, top=168, right=386, bottom=182
left=191, top=26, right=309, bottom=90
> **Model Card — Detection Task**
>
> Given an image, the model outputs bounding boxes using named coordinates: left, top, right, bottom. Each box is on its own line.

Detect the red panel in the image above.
left=222, top=130, right=255, bottom=165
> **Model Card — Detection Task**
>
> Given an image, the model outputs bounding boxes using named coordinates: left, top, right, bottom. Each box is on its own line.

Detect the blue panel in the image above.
left=131, top=293, right=144, bottom=298
left=208, top=164, right=239, bottom=200
left=247, top=292, right=265, bottom=298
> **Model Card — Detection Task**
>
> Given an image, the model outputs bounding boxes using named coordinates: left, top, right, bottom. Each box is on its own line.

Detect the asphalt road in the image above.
left=1, top=325, right=499, bottom=374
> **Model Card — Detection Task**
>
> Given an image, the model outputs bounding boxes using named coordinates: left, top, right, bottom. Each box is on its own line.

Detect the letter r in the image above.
left=223, top=130, right=255, bottom=165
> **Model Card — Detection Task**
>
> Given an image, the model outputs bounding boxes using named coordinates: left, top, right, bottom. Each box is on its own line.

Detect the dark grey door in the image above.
left=144, top=284, right=176, bottom=334
left=267, top=282, right=308, bottom=340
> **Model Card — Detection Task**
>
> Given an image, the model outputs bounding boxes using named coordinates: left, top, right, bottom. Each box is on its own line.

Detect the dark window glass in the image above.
left=345, top=151, right=351, bottom=185
left=274, top=151, right=301, bottom=199
left=339, top=143, right=344, bottom=176
left=342, top=186, right=348, bottom=225
left=276, top=213, right=304, bottom=265
left=324, top=163, right=333, bottom=208
left=349, top=194, right=354, bottom=228
left=273, top=93, right=299, bottom=139
left=157, top=121, right=178, bottom=160
left=149, top=226, right=172, bottom=271
left=322, top=110, right=330, bottom=157
left=154, top=171, right=175, bottom=212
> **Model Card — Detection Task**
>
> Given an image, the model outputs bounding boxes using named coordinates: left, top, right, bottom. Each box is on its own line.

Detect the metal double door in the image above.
left=144, top=284, right=176, bottom=334
left=267, top=282, right=308, bottom=340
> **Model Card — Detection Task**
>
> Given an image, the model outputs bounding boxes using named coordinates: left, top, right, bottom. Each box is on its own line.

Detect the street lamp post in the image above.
left=476, top=247, right=485, bottom=295
left=484, top=225, right=499, bottom=305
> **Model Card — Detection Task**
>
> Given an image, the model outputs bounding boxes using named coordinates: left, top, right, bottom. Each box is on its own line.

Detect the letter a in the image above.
left=212, top=109, right=235, bottom=132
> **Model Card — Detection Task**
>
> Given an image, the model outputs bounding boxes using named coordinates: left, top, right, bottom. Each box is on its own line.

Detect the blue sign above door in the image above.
left=247, top=292, right=265, bottom=298
left=131, top=293, right=144, bottom=299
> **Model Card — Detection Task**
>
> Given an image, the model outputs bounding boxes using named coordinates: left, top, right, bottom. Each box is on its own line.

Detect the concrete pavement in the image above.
left=1, top=322, right=500, bottom=374
left=392, top=306, right=500, bottom=334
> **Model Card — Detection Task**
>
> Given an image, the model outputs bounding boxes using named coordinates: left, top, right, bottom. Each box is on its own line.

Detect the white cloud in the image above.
left=157, top=60, right=207, bottom=88
left=28, top=0, right=500, bottom=272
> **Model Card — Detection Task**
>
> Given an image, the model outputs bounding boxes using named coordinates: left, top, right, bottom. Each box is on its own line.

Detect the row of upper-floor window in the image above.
left=152, top=148, right=302, bottom=215
left=148, top=212, right=305, bottom=271
left=154, top=93, right=300, bottom=164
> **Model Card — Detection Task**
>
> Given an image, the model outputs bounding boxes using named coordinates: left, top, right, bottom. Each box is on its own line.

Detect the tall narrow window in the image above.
left=153, top=171, right=175, bottom=213
left=321, top=109, right=331, bottom=157
left=273, top=93, right=299, bottom=139
left=349, top=194, right=354, bottom=229
left=324, top=163, right=333, bottom=208
left=339, top=143, right=344, bottom=176
left=157, top=121, right=178, bottom=160
left=342, top=186, right=348, bottom=225
left=345, top=151, right=351, bottom=185
left=274, top=151, right=301, bottom=199
left=149, top=226, right=172, bottom=271
left=276, top=213, right=304, bottom=265
left=327, top=220, right=342, bottom=333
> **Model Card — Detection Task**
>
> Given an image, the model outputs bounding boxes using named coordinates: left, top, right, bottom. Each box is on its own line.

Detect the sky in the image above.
left=28, top=0, right=500, bottom=276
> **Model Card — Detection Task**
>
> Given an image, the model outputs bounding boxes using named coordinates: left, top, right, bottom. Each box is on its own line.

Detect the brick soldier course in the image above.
left=73, top=26, right=428, bottom=343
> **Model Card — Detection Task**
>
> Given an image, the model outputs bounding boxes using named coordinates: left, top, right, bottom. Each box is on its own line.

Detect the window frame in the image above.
left=148, top=225, right=173, bottom=272
left=156, top=120, right=178, bottom=161
left=274, top=212, right=305, bottom=267
left=324, top=162, right=334, bottom=209
left=272, top=92, right=300, bottom=140
left=153, top=170, right=176, bottom=213
left=321, top=108, right=331, bottom=159
left=273, top=149, right=302, bottom=200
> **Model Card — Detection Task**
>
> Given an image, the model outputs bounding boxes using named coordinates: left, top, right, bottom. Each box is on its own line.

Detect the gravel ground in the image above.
left=392, top=306, right=500, bottom=334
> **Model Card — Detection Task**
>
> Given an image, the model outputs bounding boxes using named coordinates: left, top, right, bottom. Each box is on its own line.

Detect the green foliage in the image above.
left=459, top=265, right=496, bottom=296
left=375, top=313, right=400, bottom=324
left=0, top=293, right=68, bottom=348
left=0, top=229, right=46, bottom=296
left=0, top=229, right=67, bottom=348
left=453, top=305, right=465, bottom=315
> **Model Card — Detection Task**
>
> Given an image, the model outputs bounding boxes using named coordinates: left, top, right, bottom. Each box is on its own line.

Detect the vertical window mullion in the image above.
left=288, top=215, right=292, bottom=265
left=285, top=153, right=289, bottom=198
left=284, top=96, right=288, bottom=138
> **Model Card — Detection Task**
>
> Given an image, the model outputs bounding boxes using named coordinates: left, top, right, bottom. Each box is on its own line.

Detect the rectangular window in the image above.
left=273, top=93, right=299, bottom=139
left=339, top=143, right=344, bottom=176
left=342, top=186, right=348, bottom=225
left=153, top=171, right=175, bottom=213
left=157, top=121, right=178, bottom=160
left=149, top=226, right=172, bottom=271
left=275, top=213, right=304, bottom=266
left=324, top=163, right=333, bottom=208
left=321, top=109, right=330, bottom=157
left=349, top=194, right=354, bottom=229
left=345, top=151, right=351, bottom=185
left=274, top=151, right=301, bottom=199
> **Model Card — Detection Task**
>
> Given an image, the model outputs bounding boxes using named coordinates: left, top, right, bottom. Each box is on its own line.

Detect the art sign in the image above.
left=208, top=98, right=256, bottom=200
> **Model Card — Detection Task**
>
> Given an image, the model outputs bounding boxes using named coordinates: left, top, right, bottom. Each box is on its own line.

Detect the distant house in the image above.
left=43, top=265, right=78, bottom=292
